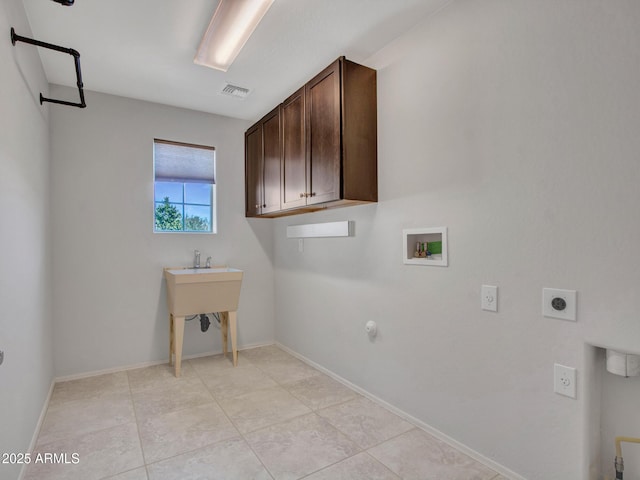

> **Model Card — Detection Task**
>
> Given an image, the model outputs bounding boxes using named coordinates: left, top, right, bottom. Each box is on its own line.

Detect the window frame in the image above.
left=153, top=139, right=217, bottom=234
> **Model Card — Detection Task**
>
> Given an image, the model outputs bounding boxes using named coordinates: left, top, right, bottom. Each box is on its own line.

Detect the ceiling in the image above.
left=22, top=0, right=449, bottom=121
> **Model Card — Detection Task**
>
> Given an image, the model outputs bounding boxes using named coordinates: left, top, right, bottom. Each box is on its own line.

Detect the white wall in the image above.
left=0, top=1, right=53, bottom=479
left=273, top=1, right=640, bottom=479
left=49, top=86, right=275, bottom=376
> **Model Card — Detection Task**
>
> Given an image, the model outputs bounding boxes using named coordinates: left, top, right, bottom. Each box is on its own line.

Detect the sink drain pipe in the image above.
left=185, top=313, right=221, bottom=332
left=614, top=436, right=640, bottom=479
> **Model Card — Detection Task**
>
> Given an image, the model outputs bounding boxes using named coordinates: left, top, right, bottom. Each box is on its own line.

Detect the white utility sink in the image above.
left=163, top=266, right=243, bottom=376
left=164, top=267, right=243, bottom=316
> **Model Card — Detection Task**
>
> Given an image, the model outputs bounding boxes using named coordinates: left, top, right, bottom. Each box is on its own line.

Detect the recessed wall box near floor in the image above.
left=403, top=227, right=448, bottom=266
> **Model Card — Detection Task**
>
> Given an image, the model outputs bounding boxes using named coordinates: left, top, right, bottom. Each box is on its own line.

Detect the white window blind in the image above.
left=154, top=139, right=215, bottom=184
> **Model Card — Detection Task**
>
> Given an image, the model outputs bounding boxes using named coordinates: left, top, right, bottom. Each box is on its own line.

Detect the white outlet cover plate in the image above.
left=542, top=288, right=576, bottom=321
left=554, top=363, right=577, bottom=399
left=481, top=285, right=498, bottom=312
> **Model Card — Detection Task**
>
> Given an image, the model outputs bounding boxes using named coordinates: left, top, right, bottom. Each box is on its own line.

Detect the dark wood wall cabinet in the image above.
left=245, top=105, right=281, bottom=216
left=245, top=56, right=377, bottom=218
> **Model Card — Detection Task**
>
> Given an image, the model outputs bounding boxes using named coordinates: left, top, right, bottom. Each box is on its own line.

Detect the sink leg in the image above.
left=221, top=312, right=228, bottom=357
left=229, top=310, right=238, bottom=367
left=173, top=316, right=185, bottom=377
left=169, top=314, right=174, bottom=366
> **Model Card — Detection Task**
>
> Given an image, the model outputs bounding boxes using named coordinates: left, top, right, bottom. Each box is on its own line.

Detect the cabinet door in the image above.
left=262, top=106, right=281, bottom=214
left=245, top=123, right=263, bottom=217
left=306, top=59, right=341, bottom=205
left=281, top=87, right=307, bottom=209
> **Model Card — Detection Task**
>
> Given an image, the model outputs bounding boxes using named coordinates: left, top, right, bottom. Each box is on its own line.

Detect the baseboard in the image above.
left=53, top=341, right=275, bottom=383
left=275, top=342, right=526, bottom=480
left=55, top=358, right=170, bottom=383
left=18, top=379, right=55, bottom=480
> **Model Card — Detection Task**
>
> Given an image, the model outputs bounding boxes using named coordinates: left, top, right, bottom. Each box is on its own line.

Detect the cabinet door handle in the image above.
left=311, top=192, right=316, bottom=197
left=263, top=204, right=266, bottom=208
left=300, top=193, right=305, bottom=198
left=255, top=204, right=260, bottom=208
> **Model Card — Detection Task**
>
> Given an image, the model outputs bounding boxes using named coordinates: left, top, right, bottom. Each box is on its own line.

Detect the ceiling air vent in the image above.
left=220, top=83, right=251, bottom=99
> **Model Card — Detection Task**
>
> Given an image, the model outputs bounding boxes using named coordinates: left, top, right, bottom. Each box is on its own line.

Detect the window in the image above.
left=153, top=139, right=216, bottom=233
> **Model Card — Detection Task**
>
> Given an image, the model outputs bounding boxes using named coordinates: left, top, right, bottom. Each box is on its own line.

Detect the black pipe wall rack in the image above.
left=10, top=27, right=86, bottom=108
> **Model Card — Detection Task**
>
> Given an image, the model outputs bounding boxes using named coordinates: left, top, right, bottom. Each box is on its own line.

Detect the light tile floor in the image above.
left=25, top=345, right=506, bottom=480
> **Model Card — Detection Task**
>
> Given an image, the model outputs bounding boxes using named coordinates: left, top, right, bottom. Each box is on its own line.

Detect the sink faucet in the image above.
left=206, top=256, right=212, bottom=268
left=194, top=250, right=200, bottom=268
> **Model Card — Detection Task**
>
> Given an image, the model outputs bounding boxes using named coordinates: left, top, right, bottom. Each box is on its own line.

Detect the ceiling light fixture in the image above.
left=194, top=0, right=274, bottom=72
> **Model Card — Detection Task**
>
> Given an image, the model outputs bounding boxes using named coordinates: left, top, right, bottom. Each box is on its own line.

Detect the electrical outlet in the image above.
left=542, top=288, right=576, bottom=321
left=481, top=285, right=498, bottom=312
left=554, top=363, right=576, bottom=399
